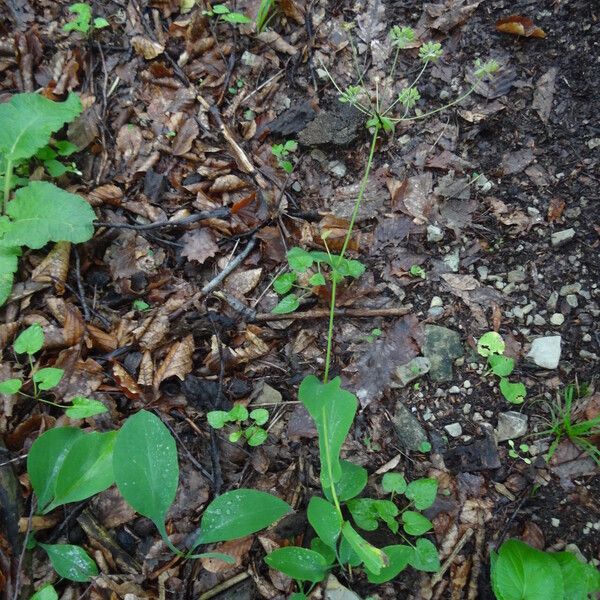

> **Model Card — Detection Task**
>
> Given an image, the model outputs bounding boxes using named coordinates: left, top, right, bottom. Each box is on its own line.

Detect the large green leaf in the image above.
left=4, top=181, right=95, bottom=249
left=195, top=489, right=292, bottom=545
left=299, top=375, right=357, bottom=488
left=490, top=540, right=562, bottom=600
left=0, top=245, right=20, bottom=305
left=39, top=543, right=98, bottom=582
left=409, top=538, right=440, bottom=573
left=365, top=544, right=413, bottom=584
left=341, top=521, right=388, bottom=575
left=113, top=410, right=179, bottom=540
left=0, top=92, right=82, bottom=162
left=307, top=497, right=341, bottom=549
left=46, top=431, right=116, bottom=512
left=29, top=584, right=58, bottom=600
left=265, top=547, right=328, bottom=583
left=27, top=427, right=85, bottom=510
left=555, top=551, right=600, bottom=600
left=324, top=459, right=367, bottom=502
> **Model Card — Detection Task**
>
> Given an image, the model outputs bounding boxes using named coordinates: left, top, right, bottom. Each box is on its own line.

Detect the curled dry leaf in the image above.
left=171, top=117, right=199, bottom=156
left=138, top=350, right=154, bottom=386
left=496, top=15, right=546, bottom=38
left=153, top=334, right=194, bottom=389
left=547, top=197, right=565, bottom=223
left=87, top=324, right=118, bottom=353
left=255, top=31, right=297, bottom=55
left=87, top=184, right=123, bottom=207
left=134, top=313, right=170, bottom=351
left=209, top=174, right=250, bottom=194
left=180, top=229, right=219, bottom=265
left=201, top=536, right=254, bottom=573
left=0, top=323, right=19, bottom=353
left=131, top=35, right=165, bottom=59
left=116, top=124, right=143, bottom=164
left=204, top=328, right=269, bottom=372
left=113, top=362, right=143, bottom=401
left=31, top=242, right=71, bottom=294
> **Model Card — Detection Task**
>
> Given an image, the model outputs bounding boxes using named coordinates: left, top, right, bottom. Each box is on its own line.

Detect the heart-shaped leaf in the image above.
left=409, top=538, right=440, bottom=573
left=0, top=378, right=22, bottom=394
left=33, top=367, right=64, bottom=391
left=65, top=397, right=108, bottom=419
left=404, top=478, right=438, bottom=510
left=500, top=378, right=526, bottom=404
left=382, top=472, right=407, bottom=495
left=402, top=511, right=433, bottom=536
left=13, top=323, right=44, bottom=355
left=488, top=354, right=515, bottom=377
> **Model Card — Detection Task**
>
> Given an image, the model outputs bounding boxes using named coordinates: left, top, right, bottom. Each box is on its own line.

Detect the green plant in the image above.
left=133, top=299, right=150, bottom=311
left=540, top=383, right=600, bottom=465
left=0, top=324, right=108, bottom=419
left=228, top=78, right=245, bottom=95
left=203, top=4, right=251, bottom=24
left=507, top=440, right=532, bottom=465
left=63, top=3, right=109, bottom=35
left=255, top=0, right=275, bottom=32
left=271, top=139, right=298, bottom=174
left=0, top=92, right=96, bottom=305
left=207, top=405, right=270, bottom=446
left=490, top=539, right=600, bottom=600
left=362, top=328, right=382, bottom=343
left=477, top=331, right=526, bottom=404
left=409, top=264, right=426, bottom=279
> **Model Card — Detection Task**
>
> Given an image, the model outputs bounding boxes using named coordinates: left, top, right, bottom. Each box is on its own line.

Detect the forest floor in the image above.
left=0, top=0, right=599, bottom=598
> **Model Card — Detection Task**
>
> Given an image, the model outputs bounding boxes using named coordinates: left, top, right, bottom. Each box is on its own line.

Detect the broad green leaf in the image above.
left=0, top=93, right=82, bottom=162
left=324, top=459, right=368, bottom=502
left=5, top=181, right=95, bottom=249
left=345, top=259, right=365, bottom=278
left=54, top=140, right=79, bottom=156
left=0, top=245, right=21, bottom=305
left=341, top=521, right=388, bottom=575
left=404, top=478, right=438, bottom=510
left=307, top=497, right=341, bottom=548
left=65, top=396, right=108, bottom=419
left=299, top=375, right=357, bottom=488
left=402, top=511, right=432, bottom=536
left=488, top=354, right=515, bottom=377
left=39, top=543, right=98, bottom=582
left=45, top=159, right=68, bottom=177
left=63, top=3, right=92, bottom=32
left=554, top=551, right=600, bottom=599
left=273, top=272, right=296, bottom=294
left=311, top=537, right=336, bottom=565
left=409, top=538, right=440, bottom=573
left=365, top=544, right=413, bottom=584
left=0, top=378, right=22, bottom=394
left=27, top=427, right=84, bottom=510
left=32, top=367, right=64, bottom=390
left=338, top=534, right=361, bottom=567
left=46, top=431, right=116, bottom=512
left=207, top=410, right=229, bottom=428
left=272, top=293, right=300, bottom=314
left=222, top=11, right=252, bottom=23
left=265, top=547, right=328, bottom=583
left=245, top=426, right=268, bottom=446
left=347, top=499, right=399, bottom=533
left=490, top=540, right=563, bottom=600
left=250, top=408, right=269, bottom=425
left=13, top=323, right=44, bottom=355
left=287, top=247, right=313, bottom=272
left=113, top=410, right=179, bottom=539
left=29, top=584, right=59, bottom=600
left=500, top=378, right=526, bottom=404
left=195, top=489, right=292, bottom=545
left=228, top=404, right=248, bottom=421
left=308, top=272, right=326, bottom=286
left=382, top=472, right=407, bottom=495
left=477, top=331, right=505, bottom=357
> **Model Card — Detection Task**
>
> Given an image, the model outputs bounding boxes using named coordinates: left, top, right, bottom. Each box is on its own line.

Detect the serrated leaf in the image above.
left=308, top=272, right=326, bottom=286
left=245, top=426, right=267, bottom=446
left=402, top=511, right=433, bottom=536
left=272, top=293, right=299, bottom=314
left=207, top=410, right=229, bottom=429
left=194, top=489, right=292, bottom=545
left=39, top=543, right=98, bottom=582
left=307, top=497, right=341, bottom=548
left=46, top=431, right=116, bottom=512
left=27, top=427, right=84, bottom=510
left=365, top=544, right=413, bottom=584
left=0, top=378, right=22, bottom=394
left=13, top=323, right=44, bottom=354
left=33, top=367, right=64, bottom=391
left=250, top=408, right=269, bottom=426
left=488, top=354, right=515, bottom=377
left=404, top=478, right=438, bottom=510
left=499, top=378, right=526, bottom=404
left=0, top=93, right=82, bottom=162
left=65, top=396, right=108, bottom=419
left=341, top=521, right=388, bottom=575
left=273, top=272, right=296, bottom=294
left=113, top=410, right=179, bottom=540
left=287, top=247, right=313, bottom=272
left=265, top=547, right=328, bottom=583
left=5, top=182, right=95, bottom=249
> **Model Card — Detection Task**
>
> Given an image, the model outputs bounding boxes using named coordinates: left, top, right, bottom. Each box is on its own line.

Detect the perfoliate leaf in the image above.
left=39, top=543, right=98, bottom=582
left=324, top=460, right=367, bottom=502
left=194, top=489, right=292, bottom=545
left=299, top=375, right=357, bottom=489
left=0, top=93, right=82, bottom=162
left=0, top=378, right=22, bottom=394
left=307, top=497, right=341, bottom=549
left=365, top=544, right=413, bottom=584
left=113, top=410, right=179, bottom=540
left=13, top=323, right=44, bottom=355
left=65, top=397, right=108, bottom=419
left=265, top=547, right=328, bottom=583
left=341, top=522, right=388, bottom=575
left=32, top=367, right=64, bottom=391
left=4, top=181, right=95, bottom=249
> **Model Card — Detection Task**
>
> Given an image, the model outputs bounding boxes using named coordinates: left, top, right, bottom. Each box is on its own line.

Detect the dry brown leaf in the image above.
left=180, top=229, right=219, bottom=264
left=87, top=184, right=123, bottom=207
left=86, top=325, right=118, bottom=353
left=134, top=313, right=170, bottom=351
left=113, top=362, right=143, bottom=401
left=255, top=31, right=297, bottom=55
left=532, top=67, right=557, bottom=124
left=31, top=242, right=71, bottom=293
left=154, top=334, right=194, bottom=388
left=138, top=350, right=154, bottom=386
left=116, top=124, right=143, bottom=164
left=209, top=174, right=249, bottom=193
left=204, top=329, right=269, bottom=372
left=0, top=323, right=20, bottom=353
left=225, top=267, right=262, bottom=297
left=394, top=173, right=435, bottom=223
left=521, top=521, right=545, bottom=549
left=546, top=197, right=565, bottom=223
left=496, top=15, right=546, bottom=38
left=171, top=117, right=199, bottom=156
left=489, top=197, right=536, bottom=233
left=201, top=536, right=254, bottom=573
left=131, top=35, right=165, bottom=59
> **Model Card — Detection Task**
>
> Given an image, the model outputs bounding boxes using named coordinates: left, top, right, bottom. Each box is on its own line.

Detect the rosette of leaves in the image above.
left=207, top=404, right=270, bottom=446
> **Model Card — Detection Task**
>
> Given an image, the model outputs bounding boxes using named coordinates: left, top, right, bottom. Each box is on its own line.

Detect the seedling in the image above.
left=409, top=265, right=426, bottom=279
left=207, top=405, right=270, bottom=446
left=540, top=382, right=600, bottom=465
left=133, top=299, right=150, bottom=311
left=256, top=0, right=275, bottom=32
left=228, top=79, right=245, bottom=95
left=203, top=4, right=251, bottom=24
left=477, top=331, right=526, bottom=404
left=0, top=92, right=96, bottom=305
left=35, top=140, right=81, bottom=177
left=362, top=328, right=382, bottom=343
left=63, top=3, right=109, bottom=35
left=0, top=324, right=108, bottom=419
left=271, top=139, right=298, bottom=174
left=507, top=440, right=532, bottom=465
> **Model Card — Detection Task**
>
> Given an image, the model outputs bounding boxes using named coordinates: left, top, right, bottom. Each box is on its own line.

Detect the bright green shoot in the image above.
left=507, top=440, right=532, bottom=465
left=409, top=265, right=426, bottom=279
left=63, top=3, right=109, bottom=35
left=271, top=139, right=298, bottom=173
left=207, top=405, right=270, bottom=446
left=203, top=4, right=252, bottom=24
left=255, top=0, right=275, bottom=32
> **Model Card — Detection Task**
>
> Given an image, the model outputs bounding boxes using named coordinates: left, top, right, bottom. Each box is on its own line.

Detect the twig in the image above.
left=94, top=207, right=230, bottom=231
left=12, top=500, right=35, bottom=600
left=200, top=572, right=249, bottom=599
left=431, top=527, right=474, bottom=587
left=252, top=306, right=412, bottom=322
left=467, top=527, right=485, bottom=600
left=73, top=247, right=91, bottom=322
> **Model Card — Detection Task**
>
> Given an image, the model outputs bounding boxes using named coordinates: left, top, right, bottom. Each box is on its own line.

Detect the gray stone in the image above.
left=507, top=268, right=526, bottom=283
left=299, top=103, right=363, bottom=147
left=445, top=422, right=463, bottom=437
left=251, top=382, right=282, bottom=405
left=395, top=357, right=431, bottom=386
left=427, top=225, right=444, bottom=242
left=527, top=336, right=562, bottom=369
left=550, top=313, right=565, bottom=326
left=559, top=283, right=581, bottom=296
left=443, top=248, right=460, bottom=272
left=392, top=401, right=428, bottom=451
left=551, top=228, right=575, bottom=246
left=329, top=160, right=347, bottom=178
left=430, top=296, right=443, bottom=308
left=477, top=265, right=489, bottom=280
left=325, top=575, right=362, bottom=600
left=566, top=294, right=578, bottom=308
left=546, top=291, right=559, bottom=311
left=428, top=306, right=444, bottom=317
left=423, top=325, right=464, bottom=381
left=533, top=314, right=546, bottom=326
left=495, top=411, right=528, bottom=442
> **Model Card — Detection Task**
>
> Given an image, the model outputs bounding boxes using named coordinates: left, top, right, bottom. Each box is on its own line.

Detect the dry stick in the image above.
left=467, top=527, right=486, bottom=600
left=200, top=572, right=249, bottom=600
left=252, top=306, right=412, bottom=322
left=94, top=207, right=231, bottom=231
left=430, top=527, right=474, bottom=587
left=11, top=500, right=35, bottom=600
left=73, top=247, right=91, bottom=322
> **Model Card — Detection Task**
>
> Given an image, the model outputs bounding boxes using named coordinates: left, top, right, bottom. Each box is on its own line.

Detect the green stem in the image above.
left=3, top=159, right=13, bottom=214
left=383, top=60, right=429, bottom=116
left=322, top=278, right=337, bottom=385
left=28, top=355, right=38, bottom=399
left=321, top=405, right=343, bottom=518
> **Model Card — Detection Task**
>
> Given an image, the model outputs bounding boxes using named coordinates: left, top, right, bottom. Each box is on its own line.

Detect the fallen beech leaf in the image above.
left=154, top=334, right=194, bottom=388
left=180, top=229, right=219, bottom=265
left=138, top=350, right=154, bottom=387
left=209, top=174, right=249, bottom=193
left=171, top=118, right=199, bottom=156
left=521, top=521, right=545, bottom=549
left=131, top=35, right=165, bottom=59
left=201, top=536, right=254, bottom=573
left=87, top=184, right=123, bottom=207
left=87, top=324, right=118, bottom=353
left=134, top=313, right=170, bottom=351
left=225, top=267, right=262, bottom=297
left=113, top=362, right=143, bottom=400
left=496, top=15, right=546, bottom=38
left=31, top=242, right=71, bottom=294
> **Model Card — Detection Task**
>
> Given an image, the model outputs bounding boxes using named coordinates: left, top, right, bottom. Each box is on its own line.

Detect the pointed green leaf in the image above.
left=273, top=272, right=296, bottom=294
left=338, top=533, right=362, bottom=567
left=27, top=427, right=84, bottom=510
left=409, top=538, right=440, bottom=573
left=0, top=93, right=82, bottom=161
left=404, top=478, right=438, bottom=510
left=311, top=537, right=336, bottom=565
left=341, top=521, right=388, bottom=575
left=265, top=547, right=328, bottom=583
left=222, top=11, right=252, bottom=23
left=4, top=181, right=95, bottom=249
left=39, top=543, right=98, bottom=582
left=307, top=497, right=341, bottom=548
left=402, top=511, right=432, bottom=536
left=0, top=378, right=22, bottom=394
left=13, top=323, right=44, bottom=355
left=113, top=410, right=179, bottom=537
left=365, top=544, right=413, bottom=584
left=32, top=367, right=64, bottom=391
left=195, top=489, right=291, bottom=545
left=65, top=397, right=108, bottom=419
